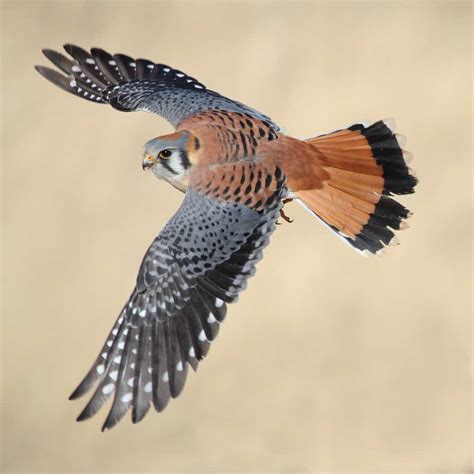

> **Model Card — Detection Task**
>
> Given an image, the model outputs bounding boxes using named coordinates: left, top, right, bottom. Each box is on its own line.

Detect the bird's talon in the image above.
left=279, top=208, right=294, bottom=224
left=279, top=198, right=294, bottom=224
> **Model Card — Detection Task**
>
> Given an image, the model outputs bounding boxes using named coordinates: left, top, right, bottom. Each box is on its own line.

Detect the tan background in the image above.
left=2, top=1, right=472, bottom=473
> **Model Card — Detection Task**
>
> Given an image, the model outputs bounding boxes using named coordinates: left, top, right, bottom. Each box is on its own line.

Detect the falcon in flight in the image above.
left=36, top=45, right=417, bottom=430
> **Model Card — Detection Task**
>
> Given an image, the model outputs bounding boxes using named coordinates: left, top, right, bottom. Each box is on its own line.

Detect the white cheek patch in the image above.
left=151, top=150, right=189, bottom=182
left=168, top=151, right=188, bottom=176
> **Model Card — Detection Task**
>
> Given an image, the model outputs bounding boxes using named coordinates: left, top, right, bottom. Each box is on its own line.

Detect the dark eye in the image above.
left=159, top=149, right=172, bottom=159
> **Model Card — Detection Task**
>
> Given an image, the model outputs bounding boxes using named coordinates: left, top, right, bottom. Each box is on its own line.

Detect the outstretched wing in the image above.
left=35, top=44, right=279, bottom=128
left=70, top=177, right=285, bottom=431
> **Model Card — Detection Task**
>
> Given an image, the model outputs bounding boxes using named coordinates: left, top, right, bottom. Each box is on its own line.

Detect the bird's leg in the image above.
left=277, top=198, right=294, bottom=224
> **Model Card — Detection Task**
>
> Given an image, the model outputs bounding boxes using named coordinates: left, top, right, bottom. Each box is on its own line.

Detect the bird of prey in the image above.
left=35, top=44, right=417, bottom=431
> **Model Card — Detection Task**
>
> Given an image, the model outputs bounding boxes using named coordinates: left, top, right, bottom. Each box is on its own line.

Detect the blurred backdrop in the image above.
left=2, top=1, right=472, bottom=472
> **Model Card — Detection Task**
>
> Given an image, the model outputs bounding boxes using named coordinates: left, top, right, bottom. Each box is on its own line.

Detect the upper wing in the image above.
left=35, top=44, right=279, bottom=128
left=70, top=179, right=285, bottom=431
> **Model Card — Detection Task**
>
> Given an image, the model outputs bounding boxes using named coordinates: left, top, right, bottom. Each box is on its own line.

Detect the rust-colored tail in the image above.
left=297, top=120, right=417, bottom=254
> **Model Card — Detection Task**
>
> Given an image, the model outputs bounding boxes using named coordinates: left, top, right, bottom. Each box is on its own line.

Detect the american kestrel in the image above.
left=36, top=45, right=417, bottom=430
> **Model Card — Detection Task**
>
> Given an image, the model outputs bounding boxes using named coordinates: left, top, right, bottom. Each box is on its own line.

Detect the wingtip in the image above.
left=69, top=381, right=88, bottom=400
left=76, top=402, right=99, bottom=423
left=34, top=64, right=53, bottom=78
left=41, top=47, right=55, bottom=57
left=63, top=43, right=88, bottom=56
left=101, top=415, right=119, bottom=432
left=76, top=410, right=90, bottom=422
left=90, top=46, right=112, bottom=59
left=41, top=48, right=63, bottom=63
left=131, top=411, right=145, bottom=425
left=68, top=391, right=79, bottom=401
left=63, top=43, right=76, bottom=55
left=100, top=420, right=117, bottom=432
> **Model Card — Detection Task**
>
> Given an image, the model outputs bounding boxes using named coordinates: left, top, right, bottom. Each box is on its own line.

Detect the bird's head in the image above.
left=142, top=130, right=200, bottom=183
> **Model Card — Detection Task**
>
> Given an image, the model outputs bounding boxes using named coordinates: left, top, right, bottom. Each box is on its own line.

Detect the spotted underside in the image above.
left=190, top=161, right=284, bottom=211
left=70, top=181, right=285, bottom=430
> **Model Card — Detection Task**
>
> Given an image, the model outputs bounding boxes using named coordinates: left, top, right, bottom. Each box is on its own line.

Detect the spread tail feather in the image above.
left=297, top=120, right=417, bottom=254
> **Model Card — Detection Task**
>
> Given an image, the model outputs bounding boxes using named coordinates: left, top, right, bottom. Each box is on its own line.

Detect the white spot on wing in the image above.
left=109, top=370, right=118, bottom=381
left=71, top=65, right=81, bottom=72
left=215, top=298, right=224, bottom=308
left=198, top=330, right=207, bottom=341
left=96, top=365, right=105, bottom=374
left=102, top=383, right=115, bottom=395
left=207, top=313, right=217, bottom=324
left=85, top=58, right=95, bottom=64
left=144, top=382, right=152, bottom=393
left=127, top=377, right=135, bottom=387
left=69, top=80, right=77, bottom=88
left=118, top=341, right=125, bottom=350
left=176, top=361, right=183, bottom=372
left=162, top=371, right=169, bottom=383
left=121, top=393, right=133, bottom=403
left=189, top=347, right=196, bottom=358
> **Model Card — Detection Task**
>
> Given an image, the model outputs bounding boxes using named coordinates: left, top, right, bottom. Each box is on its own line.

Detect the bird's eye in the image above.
left=159, top=149, right=172, bottom=159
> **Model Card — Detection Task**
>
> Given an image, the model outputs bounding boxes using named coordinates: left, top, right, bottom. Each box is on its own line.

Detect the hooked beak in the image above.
left=142, top=153, right=155, bottom=170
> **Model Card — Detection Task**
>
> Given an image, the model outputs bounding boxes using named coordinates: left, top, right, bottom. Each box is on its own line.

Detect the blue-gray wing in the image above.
left=35, top=44, right=279, bottom=129
left=69, top=184, right=284, bottom=431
